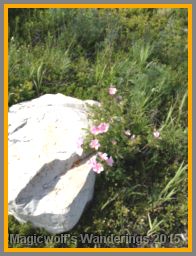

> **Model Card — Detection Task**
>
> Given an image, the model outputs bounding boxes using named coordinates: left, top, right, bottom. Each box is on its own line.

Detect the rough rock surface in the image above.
left=8, top=94, right=97, bottom=234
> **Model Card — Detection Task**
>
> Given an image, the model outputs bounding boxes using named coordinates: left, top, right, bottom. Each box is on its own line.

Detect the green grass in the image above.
left=8, top=8, right=188, bottom=248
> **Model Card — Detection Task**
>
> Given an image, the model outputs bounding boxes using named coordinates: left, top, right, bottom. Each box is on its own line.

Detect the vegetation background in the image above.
left=8, top=8, right=188, bottom=248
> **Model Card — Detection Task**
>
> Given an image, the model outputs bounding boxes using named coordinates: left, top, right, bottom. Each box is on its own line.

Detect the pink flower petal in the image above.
left=89, top=139, right=100, bottom=150
left=98, top=123, right=109, bottom=133
left=153, top=130, right=160, bottom=138
left=106, top=156, right=114, bottom=167
left=90, top=123, right=109, bottom=135
left=88, top=156, right=97, bottom=167
left=92, top=162, right=104, bottom=174
left=109, top=87, right=117, bottom=95
left=88, top=157, right=104, bottom=174
left=98, top=152, right=108, bottom=161
left=90, top=126, right=100, bottom=135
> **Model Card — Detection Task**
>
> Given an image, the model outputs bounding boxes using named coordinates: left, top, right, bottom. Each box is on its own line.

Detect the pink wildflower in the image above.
left=88, top=156, right=104, bottom=174
left=109, top=86, right=117, bottom=95
left=92, top=162, right=104, bottom=174
left=90, top=123, right=109, bottom=135
left=90, top=126, right=100, bottom=135
left=98, top=123, right=109, bottom=133
left=153, top=130, right=160, bottom=138
left=106, top=156, right=114, bottom=167
left=88, top=156, right=97, bottom=166
left=89, top=139, right=100, bottom=150
left=98, top=152, right=108, bottom=161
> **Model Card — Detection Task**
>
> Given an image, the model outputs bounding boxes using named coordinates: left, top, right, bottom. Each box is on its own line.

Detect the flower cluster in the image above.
left=76, top=122, right=114, bottom=174
left=87, top=121, right=113, bottom=173
left=76, top=118, right=113, bottom=174
left=75, top=85, right=161, bottom=174
left=88, top=153, right=114, bottom=174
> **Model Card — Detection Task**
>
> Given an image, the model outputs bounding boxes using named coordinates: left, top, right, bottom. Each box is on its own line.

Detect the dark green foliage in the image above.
left=8, top=8, right=188, bottom=248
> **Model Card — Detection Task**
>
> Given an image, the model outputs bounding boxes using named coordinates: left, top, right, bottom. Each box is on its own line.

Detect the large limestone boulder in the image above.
left=8, top=93, right=97, bottom=234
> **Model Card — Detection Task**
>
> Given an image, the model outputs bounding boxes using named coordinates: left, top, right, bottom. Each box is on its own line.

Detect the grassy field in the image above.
left=8, top=8, right=188, bottom=248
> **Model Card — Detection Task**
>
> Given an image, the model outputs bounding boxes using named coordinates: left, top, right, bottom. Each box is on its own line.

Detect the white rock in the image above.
left=8, top=94, right=97, bottom=234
